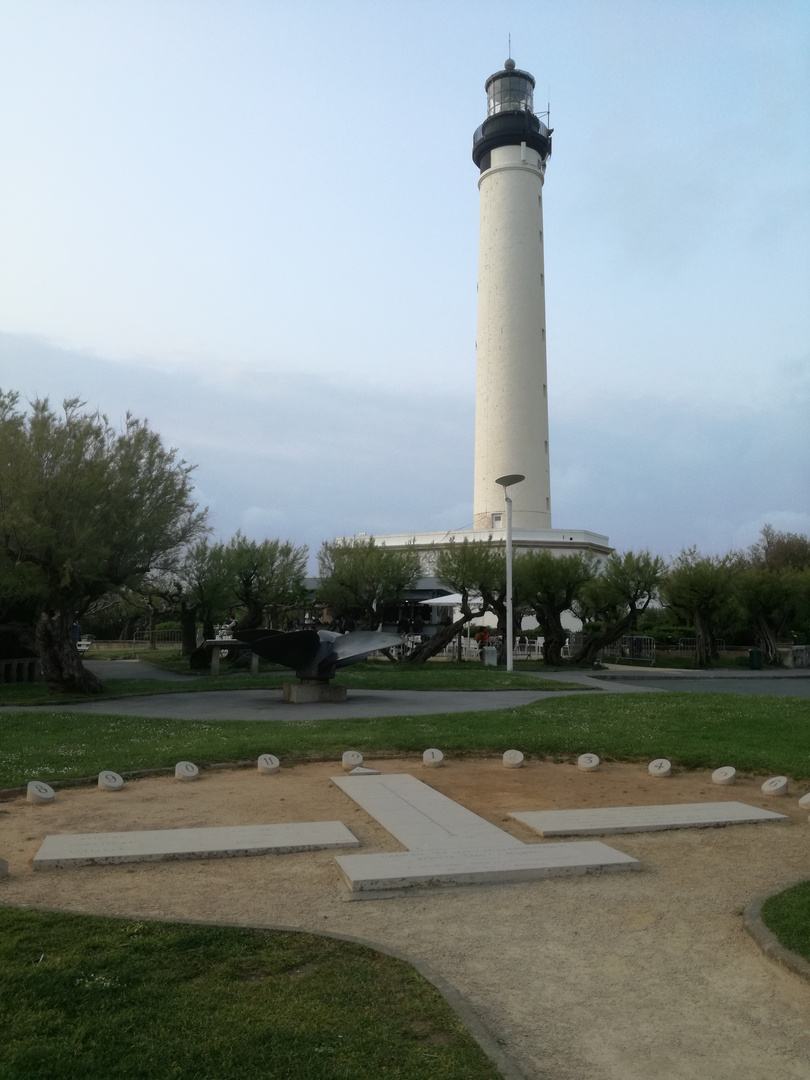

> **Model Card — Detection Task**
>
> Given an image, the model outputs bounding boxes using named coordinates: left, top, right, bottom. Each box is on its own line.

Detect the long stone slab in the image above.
left=331, top=773, right=523, bottom=852
left=510, top=802, right=788, bottom=837
left=33, top=821, right=359, bottom=869
left=335, top=842, right=640, bottom=894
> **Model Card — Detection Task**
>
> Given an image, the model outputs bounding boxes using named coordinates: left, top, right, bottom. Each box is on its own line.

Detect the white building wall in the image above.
left=474, top=142, right=551, bottom=532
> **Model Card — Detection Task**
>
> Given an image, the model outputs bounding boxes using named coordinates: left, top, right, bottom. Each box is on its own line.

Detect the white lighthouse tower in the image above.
left=336, top=57, right=611, bottom=584
left=472, top=58, right=553, bottom=532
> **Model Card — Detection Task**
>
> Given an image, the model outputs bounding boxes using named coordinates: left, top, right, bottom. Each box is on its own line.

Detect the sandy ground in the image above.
left=3, top=757, right=810, bottom=1080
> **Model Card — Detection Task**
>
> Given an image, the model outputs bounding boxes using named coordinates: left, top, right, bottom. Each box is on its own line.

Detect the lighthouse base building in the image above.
left=338, top=57, right=611, bottom=613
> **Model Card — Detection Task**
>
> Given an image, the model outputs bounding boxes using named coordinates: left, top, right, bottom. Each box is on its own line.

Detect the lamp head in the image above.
left=495, top=473, right=525, bottom=489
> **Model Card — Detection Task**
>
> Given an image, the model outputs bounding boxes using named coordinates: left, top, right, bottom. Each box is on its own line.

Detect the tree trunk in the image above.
left=572, top=613, right=635, bottom=666
left=753, top=616, right=780, bottom=664
left=694, top=612, right=712, bottom=668
left=179, top=602, right=198, bottom=657
left=36, top=611, right=103, bottom=693
left=405, top=615, right=471, bottom=663
left=542, top=632, right=567, bottom=666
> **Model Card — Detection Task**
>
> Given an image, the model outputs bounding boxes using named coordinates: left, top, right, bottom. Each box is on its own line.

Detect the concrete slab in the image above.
left=33, top=821, right=359, bottom=869
left=332, top=773, right=638, bottom=895
left=510, top=802, right=789, bottom=837
left=335, top=842, right=639, bottom=894
left=332, top=773, right=524, bottom=852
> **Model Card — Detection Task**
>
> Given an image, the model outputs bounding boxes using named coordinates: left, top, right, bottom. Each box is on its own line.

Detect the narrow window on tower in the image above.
left=543, top=384, right=547, bottom=397
left=545, top=441, right=548, bottom=455
left=542, top=328, right=545, bottom=339
left=546, top=498, right=550, bottom=510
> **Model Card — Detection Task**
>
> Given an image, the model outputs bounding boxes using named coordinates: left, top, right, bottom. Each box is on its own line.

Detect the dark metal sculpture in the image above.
left=232, top=627, right=403, bottom=682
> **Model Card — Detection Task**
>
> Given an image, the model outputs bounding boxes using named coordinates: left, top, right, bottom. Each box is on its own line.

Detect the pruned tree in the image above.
left=570, top=551, right=667, bottom=665
left=317, top=537, right=420, bottom=631
left=174, top=539, right=233, bottom=649
left=405, top=538, right=502, bottom=663
left=514, top=551, right=597, bottom=665
left=222, top=532, right=308, bottom=630
left=661, top=548, right=740, bottom=668
left=747, top=524, right=810, bottom=573
left=0, top=391, right=206, bottom=692
left=735, top=525, right=810, bottom=663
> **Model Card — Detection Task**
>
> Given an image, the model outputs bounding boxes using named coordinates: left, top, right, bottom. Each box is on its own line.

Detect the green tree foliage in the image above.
left=748, top=524, right=810, bottom=572
left=0, top=391, right=206, bottom=691
left=174, top=539, right=233, bottom=648
left=317, top=537, right=420, bottom=631
left=406, top=538, right=503, bottom=663
left=661, top=548, right=740, bottom=668
left=515, top=551, right=597, bottom=665
left=221, top=532, right=308, bottom=630
left=735, top=525, right=810, bottom=662
left=571, top=551, right=667, bottom=665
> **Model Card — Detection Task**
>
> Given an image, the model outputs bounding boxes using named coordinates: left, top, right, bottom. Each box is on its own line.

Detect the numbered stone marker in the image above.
left=175, top=761, right=199, bottom=781
left=578, top=753, right=600, bottom=772
left=98, top=771, right=124, bottom=791
left=423, top=748, right=444, bottom=768
left=27, top=781, right=55, bottom=804
left=342, top=750, right=363, bottom=771
left=502, top=750, right=524, bottom=769
left=257, top=754, right=280, bottom=774
left=0, top=857, right=8, bottom=879
left=648, top=759, right=672, bottom=778
left=711, top=766, right=736, bottom=786
left=798, top=792, right=810, bottom=808
left=761, top=776, right=788, bottom=796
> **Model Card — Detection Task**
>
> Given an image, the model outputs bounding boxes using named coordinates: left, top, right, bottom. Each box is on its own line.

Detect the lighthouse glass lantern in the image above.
left=486, top=61, right=534, bottom=115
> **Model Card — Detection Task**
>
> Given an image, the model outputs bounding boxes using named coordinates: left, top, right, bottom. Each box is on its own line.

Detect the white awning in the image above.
left=418, top=593, right=481, bottom=607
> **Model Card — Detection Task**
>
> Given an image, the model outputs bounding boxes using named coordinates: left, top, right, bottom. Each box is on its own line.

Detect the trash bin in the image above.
left=749, top=648, right=763, bottom=670
left=482, top=646, right=498, bottom=667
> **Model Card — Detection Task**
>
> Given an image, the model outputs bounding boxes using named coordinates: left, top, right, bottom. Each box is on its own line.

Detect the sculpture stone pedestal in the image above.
left=283, top=680, right=347, bottom=704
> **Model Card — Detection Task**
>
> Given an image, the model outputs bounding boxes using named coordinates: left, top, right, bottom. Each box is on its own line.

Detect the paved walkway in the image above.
left=36, top=661, right=804, bottom=723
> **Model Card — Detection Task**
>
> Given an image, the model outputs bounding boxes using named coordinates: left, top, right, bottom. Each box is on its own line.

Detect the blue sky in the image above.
left=1, top=0, right=808, bottom=569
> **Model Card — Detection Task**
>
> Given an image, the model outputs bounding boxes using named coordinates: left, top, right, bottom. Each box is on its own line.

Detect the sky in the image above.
left=1, top=0, right=808, bottom=571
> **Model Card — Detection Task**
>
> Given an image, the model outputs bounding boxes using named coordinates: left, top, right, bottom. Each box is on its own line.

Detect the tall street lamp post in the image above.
left=495, top=473, right=525, bottom=672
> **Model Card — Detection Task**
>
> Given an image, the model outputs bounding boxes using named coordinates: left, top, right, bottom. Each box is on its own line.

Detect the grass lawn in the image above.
left=3, top=692, right=810, bottom=789
left=0, top=907, right=500, bottom=1080
left=761, top=883, right=810, bottom=965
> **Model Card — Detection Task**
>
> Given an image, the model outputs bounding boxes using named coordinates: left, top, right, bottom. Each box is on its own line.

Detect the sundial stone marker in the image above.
left=798, top=792, right=810, bottom=808
left=712, top=766, right=736, bottom=786
left=27, top=781, right=55, bottom=804
left=648, top=759, right=672, bottom=777
left=258, top=754, right=280, bottom=774
left=761, top=776, right=788, bottom=796
left=348, top=766, right=381, bottom=775
left=342, top=750, right=363, bottom=771
left=175, top=761, right=199, bottom=781
left=503, top=750, right=524, bottom=769
left=422, top=748, right=444, bottom=768
left=578, top=753, right=600, bottom=772
left=98, top=771, right=124, bottom=791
